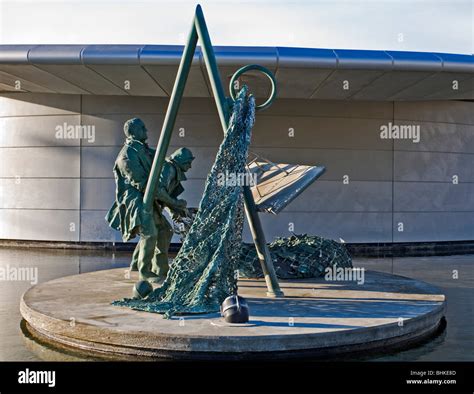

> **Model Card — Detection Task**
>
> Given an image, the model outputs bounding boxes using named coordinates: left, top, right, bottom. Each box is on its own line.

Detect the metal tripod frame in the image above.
left=143, top=4, right=283, bottom=297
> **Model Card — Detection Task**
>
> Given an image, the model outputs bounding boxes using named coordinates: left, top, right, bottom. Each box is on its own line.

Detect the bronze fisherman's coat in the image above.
left=105, top=137, right=186, bottom=241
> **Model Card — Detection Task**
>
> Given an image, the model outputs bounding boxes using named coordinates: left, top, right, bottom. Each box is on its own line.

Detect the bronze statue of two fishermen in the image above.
left=106, top=118, right=194, bottom=283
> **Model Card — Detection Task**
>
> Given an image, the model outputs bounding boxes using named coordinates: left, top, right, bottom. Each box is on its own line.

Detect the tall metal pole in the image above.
left=143, top=20, right=198, bottom=212
left=194, top=5, right=283, bottom=297
left=194, top=6, right=229, bottom=134
left=143, top=4, right=284, bottom=297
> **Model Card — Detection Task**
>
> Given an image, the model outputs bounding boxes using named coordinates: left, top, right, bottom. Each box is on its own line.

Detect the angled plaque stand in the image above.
left=143, top=4, right=284, bottom=297
left=247, top=153, right=326, bottom=215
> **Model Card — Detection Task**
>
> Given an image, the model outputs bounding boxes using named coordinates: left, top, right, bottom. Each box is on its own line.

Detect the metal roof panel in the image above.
left=386, top=50, right=442, bottom=72
left=82, top=45, right=143, bottom=65
left=334, top=49, right=393, bottom=70
left=28, top=45, right=86, bottom=65
left=0, top=45, right=471, bottom=100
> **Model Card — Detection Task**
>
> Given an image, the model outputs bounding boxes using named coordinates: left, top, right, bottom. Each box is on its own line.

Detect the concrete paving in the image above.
left=19, top=267, right=446, bottom=360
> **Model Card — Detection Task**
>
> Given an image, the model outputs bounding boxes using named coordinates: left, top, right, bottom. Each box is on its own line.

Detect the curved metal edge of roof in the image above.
left=0, top=45, right=472, bottom=73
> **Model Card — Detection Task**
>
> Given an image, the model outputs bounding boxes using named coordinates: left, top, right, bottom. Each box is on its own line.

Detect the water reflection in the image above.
left=0, top=247, right=472, bottom=361
left=0, top=248, right=130, bottom=361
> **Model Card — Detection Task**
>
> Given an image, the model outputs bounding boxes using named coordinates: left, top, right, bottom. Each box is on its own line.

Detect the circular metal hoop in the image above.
left=229, top=64, right=277, bottom=111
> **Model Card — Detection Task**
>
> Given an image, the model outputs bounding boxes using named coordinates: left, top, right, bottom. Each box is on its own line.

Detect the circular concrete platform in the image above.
left=20, top=268, right=446, bottom=360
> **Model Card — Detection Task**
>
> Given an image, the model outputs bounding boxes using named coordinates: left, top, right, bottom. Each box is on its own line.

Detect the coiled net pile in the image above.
left=239, top=234, right=352, bottom=279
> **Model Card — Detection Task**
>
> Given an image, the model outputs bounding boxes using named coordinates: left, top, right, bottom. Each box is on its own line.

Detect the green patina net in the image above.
left=113, top=85, right=255, bottom=317
left=238, top=234, right=352, bottom=279
left=173, top=215, right=352, bottom=280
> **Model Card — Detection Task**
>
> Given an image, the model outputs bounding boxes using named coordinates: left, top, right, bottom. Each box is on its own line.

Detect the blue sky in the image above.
left=0, top=0, right=472, bottom=54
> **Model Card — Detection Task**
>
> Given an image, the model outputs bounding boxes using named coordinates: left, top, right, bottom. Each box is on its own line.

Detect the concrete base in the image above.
left=20, top=269, right=446, bottom=360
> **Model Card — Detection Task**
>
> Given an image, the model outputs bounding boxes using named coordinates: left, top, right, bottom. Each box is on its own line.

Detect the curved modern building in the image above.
left=0, top=45, right=473, bottom=246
